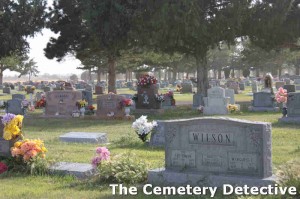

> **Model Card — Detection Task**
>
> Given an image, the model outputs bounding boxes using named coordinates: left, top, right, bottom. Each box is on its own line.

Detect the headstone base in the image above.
left=49, top=162, right=95, bottom=178
left=203, top=107, right=228, bottom=115
left=248, top=106, right=279, bottom=112
left=278, top=117, right=300, bottom=124
left=148, top=168, right=277, bottom=187
left=133, top=109, right=165, bottom=116
left=59, top=132, right=108, bottom=143
left=162, top=106, right=176, bottom=110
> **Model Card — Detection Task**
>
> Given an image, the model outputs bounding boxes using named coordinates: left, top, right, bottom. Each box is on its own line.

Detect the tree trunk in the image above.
left=96, top=67, right=101, bottom=82
left=158, top=69, right=161, bottom=81
left=231, top=69, right=235, bottom=78
left=172, top=68, right=177, bottom=82
left=278, top=65, right=282, bottom=78
left=196, top=55, right=209, bottom=96
left=107, top=55, right=116, bottom=93
left=88, top=69, right=92, bottom=82
left=296, top=65, right=300, bottom=76
left=218, top=69, right=222, bottom=79
left=0, top=66, right=3, bottom=85
left=256, top=68, right=260, bottom=77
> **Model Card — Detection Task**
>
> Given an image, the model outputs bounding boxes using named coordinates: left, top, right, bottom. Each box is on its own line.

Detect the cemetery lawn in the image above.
left=1, top=107, right=300, bottom=199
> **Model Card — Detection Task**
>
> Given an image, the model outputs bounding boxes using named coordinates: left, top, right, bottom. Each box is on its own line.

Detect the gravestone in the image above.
left=239, top=83, right=245, bottom=91
left=82, top=90, right=93, bottom=106
left=225, top=89, right=235, bottom=105
left=95, top=85, right=104, bottom=94
left=3, top=87, right=11, bottom=94
left=296, top=85, right=300, bottom=91
left=12, top=94, right=25, bottom=100
left=284, top=78, right=291, bottom=85
left=49, top=162, right=95, bottom=178
left=148, top=117, right=275, bottom=187
left=203, top=87, right=229, bottom=115
left=162, top=95, right=175, bottom=109
left=227, top=81, right=240, bottom=94
left=0, top=85, right=3, bottom=89
left=6, top=99, right=24, bottom=115
left=18, top=85, right=25, bottom=92
left=248, top=92, right=279, bottom=112
left=251, top=81, right=259, bottom=93
left=275, top=81, right=285, bottom=90
left=136, top=85, right=161, bottom=109
left=192, top=93, right=204, bottom=109
left=45, top=90, right=82, bottom=116
left=96, top=94, right=125, bottom=118
left=85, top=84, right=93, bottom=92
left=279, top=92, right=300, bottom=123
left=283, top=84, right=296, bottom=93
left=43, top=86, right=51, bottom=92
left=59, top=132, right=108, bottom=144
left=294, top=79, right=300, bottom=85
left=181, top=83, right=193, bottom=93
left=0, top=117, right=13, bottom=157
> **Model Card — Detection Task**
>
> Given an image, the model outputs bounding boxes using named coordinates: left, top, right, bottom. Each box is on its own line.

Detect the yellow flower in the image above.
left=14, top=141, right=22, bottom=148
left=41, top=146, right=47, bottom=152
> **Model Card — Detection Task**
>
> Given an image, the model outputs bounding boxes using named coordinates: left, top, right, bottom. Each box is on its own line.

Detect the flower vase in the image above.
left=125, top=107, right=130, bottom=116
left=282, top=107, right=287, bottom=118
left=42, top=107, right=46, bottom=115
left=80, top=107, right=85, bottom=117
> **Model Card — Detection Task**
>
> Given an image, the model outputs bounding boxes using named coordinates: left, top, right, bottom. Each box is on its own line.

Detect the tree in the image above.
left=17, top=58, right=39, bottom=81
left=45, top=0, right=141, bottom=93
left=137, top=1, right=251, bottom=96
left=0, top=0, right=46, bottom=84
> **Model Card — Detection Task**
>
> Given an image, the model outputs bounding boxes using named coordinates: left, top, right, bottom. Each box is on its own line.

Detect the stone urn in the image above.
left=124, top=107, right=130, bottom=116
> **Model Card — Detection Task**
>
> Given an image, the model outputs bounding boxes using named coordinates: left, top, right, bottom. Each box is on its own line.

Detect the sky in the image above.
left=4, top=0, right=83, bottom=77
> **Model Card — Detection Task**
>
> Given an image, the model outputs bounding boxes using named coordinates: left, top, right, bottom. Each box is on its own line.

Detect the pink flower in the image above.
left=0, top=162, right=8, bottom=174
left=91, top=156, right=102, bottom=168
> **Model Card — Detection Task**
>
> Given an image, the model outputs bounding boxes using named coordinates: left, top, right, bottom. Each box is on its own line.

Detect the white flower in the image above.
left=132, top=116, right=157, bottom=135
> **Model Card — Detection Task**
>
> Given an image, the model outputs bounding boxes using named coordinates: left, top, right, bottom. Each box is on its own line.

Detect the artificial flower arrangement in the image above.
left=88, top=105, right=95, bottom=111
left=0, top=162, right=8, bottom=174
left=2, top=113, right=23, bottom=141
left=24, top=86, right=36, bottom=93
left=91, top=146, right=110, bottom=168
left=137, top=74, right=157, bottom=87
left=21, top=100, right=30, bottom=109
left=84, top=105, right=96, bottom=115
left=76, top=99, right=87, bottom=109
left=275, top=87, right=288, bottom=104
left=164, top=90, right=175, bottom=106
left=227, top=104, right=239, bottom=114
left=120, top=98, right=133, bottom=108
left=35, top=97, right=46, bottom=108
left=155, top=94, right=165, bottom=102
left=11, top=139, right=47, bottom=162
left=132, top=115, right=157, bottom=142
left=197, top=105, right=204, bottom=113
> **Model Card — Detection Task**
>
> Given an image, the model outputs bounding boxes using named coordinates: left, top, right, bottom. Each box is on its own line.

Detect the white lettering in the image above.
left=143, top=184, right=152, bottom=195
left=223, top=184, right=234, bottom=195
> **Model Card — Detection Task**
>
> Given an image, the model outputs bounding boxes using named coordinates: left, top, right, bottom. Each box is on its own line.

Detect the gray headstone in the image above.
left=82, top=90, right=93, bottom=106
left=294, top=79, right=300, bottom=84
left=148, top=117, right=275, bottom=187
left=203, top=87, right=229, bottom=115
left=225, top=89, right=235, bottom=104
left=49, top=162, right=95, bottom=178
left=239, top=83, right=245, bottom=91
left=296, top=85, right=300, bottom=91
left=181, top=83, right=193, bottom=93
left=192, top=93, right=204, bottom=108
left=6, top=99, right=24, bottom=115
left=286, top=92, right=300, bottom=117
left=3, top=87, right=11, bottom=94
left=252, top=81, right=258, bottom=93
left=43, top=86, right=51, bottom=92
left=59, top=132, right=108, bottom=143
left=252, top=92, right=274, bottom=107
left=12, top=94, right=25, bottom=100
left=283, top=85, right=296, bottom=93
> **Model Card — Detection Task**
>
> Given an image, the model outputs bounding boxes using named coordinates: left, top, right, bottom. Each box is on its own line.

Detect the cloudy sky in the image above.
left=4, top=0, right=82, bottom=76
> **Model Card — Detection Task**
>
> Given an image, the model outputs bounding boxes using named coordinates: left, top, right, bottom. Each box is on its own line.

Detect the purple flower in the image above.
left=91, top=156, right=102, bottom=168
left=2, top=113, right=16, bottom=125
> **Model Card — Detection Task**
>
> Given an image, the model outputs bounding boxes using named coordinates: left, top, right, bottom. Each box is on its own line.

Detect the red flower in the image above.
left=0, top=162, right=8, bottom=174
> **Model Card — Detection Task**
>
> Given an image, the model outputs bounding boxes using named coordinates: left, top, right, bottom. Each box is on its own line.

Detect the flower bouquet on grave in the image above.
left=35, top=96, right=46, bottom=109
left=137, top=74, right=157, bottom=87
left=24, top=86, right=35, bottom=94
left=275, top=87, right=288, bottom=117
left=120, top=98, right=133, bottom=108
left=1, top=113, right=24, bottom=141
left=132, top=94, right=138, bottom=102
left=76, top=99, right=87, bottom=109
left=132, top=115, right=157, bottom=142
left=164, top=90, right=176, bottom=106
left=91, top=146, right=110, bottom=168
left=227, top=104, right=239, bottom=114
left=85, top=105, right=95, bottom=115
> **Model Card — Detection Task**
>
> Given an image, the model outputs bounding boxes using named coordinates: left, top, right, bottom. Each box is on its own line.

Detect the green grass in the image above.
left=1, top=88, right=299, bottom=199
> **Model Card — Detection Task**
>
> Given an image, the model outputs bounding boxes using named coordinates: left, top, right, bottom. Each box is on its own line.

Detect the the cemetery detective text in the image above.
left=110, top=184, right=297, bottom=197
